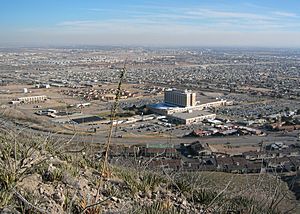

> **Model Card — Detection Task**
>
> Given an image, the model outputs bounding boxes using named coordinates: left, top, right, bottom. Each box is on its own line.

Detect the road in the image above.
left=1, top=117, right=299, bottom=146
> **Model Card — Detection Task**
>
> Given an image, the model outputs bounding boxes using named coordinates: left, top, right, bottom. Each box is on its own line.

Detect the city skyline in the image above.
left=1, top=0, right=300, bottom=47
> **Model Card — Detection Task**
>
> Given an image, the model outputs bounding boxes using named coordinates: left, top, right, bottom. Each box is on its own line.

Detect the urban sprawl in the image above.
left=0, top=47, right=300, bottom=175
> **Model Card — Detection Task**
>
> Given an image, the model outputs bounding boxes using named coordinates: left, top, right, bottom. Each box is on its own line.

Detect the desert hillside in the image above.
left=0, top=130, right=298, bottom=214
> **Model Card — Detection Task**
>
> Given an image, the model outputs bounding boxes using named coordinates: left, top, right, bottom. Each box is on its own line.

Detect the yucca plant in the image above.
left=191, top=189, right=219, bottom=205
left=130, top=201, right=181, bottom=214
left=138, top=172, right=166, bottom=192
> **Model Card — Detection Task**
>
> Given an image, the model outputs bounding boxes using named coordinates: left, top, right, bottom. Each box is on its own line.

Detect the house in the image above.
left=189, top=129, right=212, bottom=137
left=266, top=157, right=293, bottom=172
left=218, top=129, right=238, bottom=136
left=183, top=159, right=202, bottom=171
left=148, top=159, right=182, bottom=170
left=217, top=156, right=259, bottom=173
left=123, top=146, right=140, bottom=157
left=280, top=148, right=300, bottom=157
left=243, top=151, right=267, bottom=160
left=140, top=147, right=179, bottom=158
left=288, top=157, right=300, bottom=171
left=265, top=142, right=288, bottom=151
left=183, top=156, right=217, bottom=171
left=189, top=141, right=212, bottom=156
left=245, top=162, right=262, bottom=173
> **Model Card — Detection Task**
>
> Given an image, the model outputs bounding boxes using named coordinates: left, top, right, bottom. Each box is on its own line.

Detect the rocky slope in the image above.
left=0, top=131, right=298, bottom=214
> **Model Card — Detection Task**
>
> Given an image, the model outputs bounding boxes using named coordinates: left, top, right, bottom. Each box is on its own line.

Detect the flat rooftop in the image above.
left=148, top=98, right=218, bottom=110
left=51, top=114, right=103, bottom=124
left=171, top=110, right=215, bottom=120
left=165, top=88, right=194, bottom=94
left=72, top=116, right=103, bottom=124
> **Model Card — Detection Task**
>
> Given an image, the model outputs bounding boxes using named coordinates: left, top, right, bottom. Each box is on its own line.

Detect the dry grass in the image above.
left=0, top=128, right=297, bottom=213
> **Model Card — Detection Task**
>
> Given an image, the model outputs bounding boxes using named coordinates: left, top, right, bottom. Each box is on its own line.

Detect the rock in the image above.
left=111, top=196, right=120, bottom=203
left=44, top=200, right=64, bottom=214
left=39, top=186, right=45, bottom=194
left=42, top=171, right=54, bottom=182
left=18, top=174, right=41, bottom=193
left=38, top=184, right=54, bottom=198
left=138, top=191, right=145, bottom=198
left=174, top=202, right=180, bottom=207
left=61, top=172, right=77, bottom=187
left=177, top=197, right=188, bottom=205
left=52, top=192, right=65, bottom=205
left=151, top=192, right=157, bottom=199
left=49, top=156, right=67, bottom=167
left=161, top=189, right=172, bottom=198
left=0, top=208, right=13, bottom=214
left=180, top=203, right=187, bottom=209
left=145, top=190, right=152, bottom=199
left=170, top=196, right=177, bottom=201
left=48, top=163, right=57, bottom=172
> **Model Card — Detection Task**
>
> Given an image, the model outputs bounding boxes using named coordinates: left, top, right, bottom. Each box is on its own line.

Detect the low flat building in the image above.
left=168, top=110, right=216, bottom=125
left=11, top=95, right=47, bottom=104
left=148, top=100, right=227, bottom=115
left=51, top=114, right=103, bottom=124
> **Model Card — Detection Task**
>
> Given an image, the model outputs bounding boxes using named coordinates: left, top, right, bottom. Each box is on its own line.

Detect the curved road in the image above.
left=1, top=118, right=299, bottom=146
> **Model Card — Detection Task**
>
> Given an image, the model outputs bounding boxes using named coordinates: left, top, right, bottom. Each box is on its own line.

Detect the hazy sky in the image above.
left=1, top=0, right=300, bottom=47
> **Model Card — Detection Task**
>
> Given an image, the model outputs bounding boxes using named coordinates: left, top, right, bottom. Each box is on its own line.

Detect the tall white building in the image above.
left=164, top=89, right=196, bottom=107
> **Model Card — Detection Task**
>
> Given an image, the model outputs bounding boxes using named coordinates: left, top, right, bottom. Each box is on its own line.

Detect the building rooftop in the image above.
left=148, top=102, right=181, bottom=110
left=165, top=88, right=193, bottom=94
left=171, top=110, right=215, bottom=120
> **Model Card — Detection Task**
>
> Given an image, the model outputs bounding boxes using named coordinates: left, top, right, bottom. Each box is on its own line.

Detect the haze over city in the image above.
left=1, top=0, right=300, bottom=47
